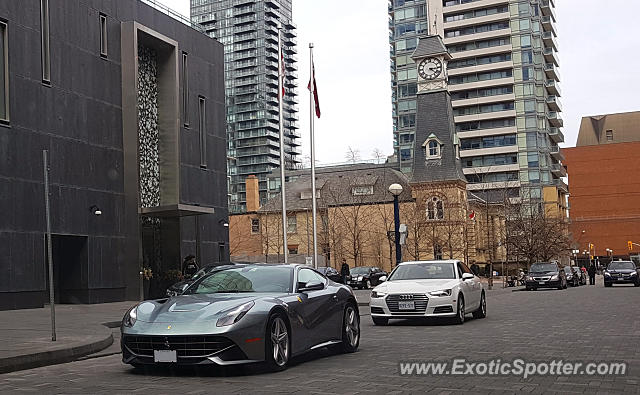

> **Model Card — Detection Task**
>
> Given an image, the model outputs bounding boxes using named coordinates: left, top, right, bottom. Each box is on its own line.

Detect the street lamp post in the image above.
left=388, top=183, right=403, bottom=268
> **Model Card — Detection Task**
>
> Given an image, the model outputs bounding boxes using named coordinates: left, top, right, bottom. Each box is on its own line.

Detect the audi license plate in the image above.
left=154, top=350, right=177, bottom=363
left=398, top=301, right=415, bottom=310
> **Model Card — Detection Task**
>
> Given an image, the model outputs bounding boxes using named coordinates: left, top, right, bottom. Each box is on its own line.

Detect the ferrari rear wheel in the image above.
left=341, top=303, right=360, bottom=353
left=265, top=314, right=289, bottom=371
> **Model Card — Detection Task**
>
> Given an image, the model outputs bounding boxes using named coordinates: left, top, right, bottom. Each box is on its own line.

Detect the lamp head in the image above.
left=388, top=183, right=403, bottom=196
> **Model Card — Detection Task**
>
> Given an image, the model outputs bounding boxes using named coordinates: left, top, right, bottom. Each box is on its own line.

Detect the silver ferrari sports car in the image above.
left=121, top=264, right=360, bottom=371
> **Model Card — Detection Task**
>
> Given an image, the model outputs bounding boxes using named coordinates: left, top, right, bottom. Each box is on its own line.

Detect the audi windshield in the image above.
left=388, top=262, right=456, bottom=280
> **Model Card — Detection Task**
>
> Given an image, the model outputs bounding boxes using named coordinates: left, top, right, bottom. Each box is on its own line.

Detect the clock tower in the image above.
left=413, top=35, right=451, bottom=94
left=409, top=34, right=465, bottom=184
left=408, top=36, right=470, bottom=260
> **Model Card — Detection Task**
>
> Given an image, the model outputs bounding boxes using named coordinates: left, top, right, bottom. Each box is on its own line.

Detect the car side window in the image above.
left=298, top=268, right=325, bottom=289
left=456, top=263, right=464, bottom=279
left=460, top=262, right=473, bottom=274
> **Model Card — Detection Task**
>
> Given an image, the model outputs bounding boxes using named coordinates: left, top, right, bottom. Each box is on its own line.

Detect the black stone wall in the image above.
left=0, top=0, right=227, bottom=309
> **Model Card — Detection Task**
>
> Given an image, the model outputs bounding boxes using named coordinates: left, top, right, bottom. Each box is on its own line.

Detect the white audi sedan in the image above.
left=369, top=260, right=486, bottom=325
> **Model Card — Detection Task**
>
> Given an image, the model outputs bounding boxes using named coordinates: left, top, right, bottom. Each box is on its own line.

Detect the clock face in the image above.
left=418, top=57, right=443, bottom=80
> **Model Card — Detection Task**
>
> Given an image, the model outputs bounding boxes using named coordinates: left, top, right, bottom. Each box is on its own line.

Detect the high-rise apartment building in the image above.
left=389, top=0, right=566, bottom=203
left=192, top=0, right=300, bottom=213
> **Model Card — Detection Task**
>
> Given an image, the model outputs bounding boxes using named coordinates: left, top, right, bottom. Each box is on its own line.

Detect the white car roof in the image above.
left=398, top=260, right=461, bottom=265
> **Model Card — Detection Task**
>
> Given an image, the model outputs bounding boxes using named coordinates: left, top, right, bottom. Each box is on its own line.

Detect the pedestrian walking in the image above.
left=182, top=255, right=199, bottom=278
left=588, top=262, right=596, bottom=285
left=340, top=259, right=350, bottom=285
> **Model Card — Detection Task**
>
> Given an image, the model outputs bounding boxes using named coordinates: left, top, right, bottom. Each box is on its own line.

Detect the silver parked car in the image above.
left=121, top=264, right=360, bottom=371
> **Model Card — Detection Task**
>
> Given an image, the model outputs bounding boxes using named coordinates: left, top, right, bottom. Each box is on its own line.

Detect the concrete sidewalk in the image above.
left=0, top=301, right=136, bottom=374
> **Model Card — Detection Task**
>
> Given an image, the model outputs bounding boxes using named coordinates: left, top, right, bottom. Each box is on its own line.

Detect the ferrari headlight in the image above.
left=216, top=301, right=255, bottom=327
left=428, top=289, right=452, bottom=297
left=123, top=305, right=138, bottom=327
left=371, top=290, right=386, bottom=298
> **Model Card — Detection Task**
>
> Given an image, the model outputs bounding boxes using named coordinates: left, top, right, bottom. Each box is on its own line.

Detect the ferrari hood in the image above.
left=135, top=293, right=277, bottom=323
left=373, top=279, right=458, bottom=294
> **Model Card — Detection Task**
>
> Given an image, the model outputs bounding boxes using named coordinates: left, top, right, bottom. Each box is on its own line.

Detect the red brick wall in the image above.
left=564, top=142, right=640, bottom=257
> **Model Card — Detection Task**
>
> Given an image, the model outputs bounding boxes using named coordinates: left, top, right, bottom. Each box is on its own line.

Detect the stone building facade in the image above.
left=0, top=0, right=228, bottom=309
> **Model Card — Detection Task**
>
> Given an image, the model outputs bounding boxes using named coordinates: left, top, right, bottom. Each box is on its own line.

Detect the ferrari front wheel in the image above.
left=341, top=303, right=360, bottom=353
left=265, top=313, right=290, bottom=371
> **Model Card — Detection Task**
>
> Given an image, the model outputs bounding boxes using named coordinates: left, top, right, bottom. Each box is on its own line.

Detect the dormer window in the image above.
left=422, top=133, right=443, bottom=159
left=428, top=140, right=439, bottom=157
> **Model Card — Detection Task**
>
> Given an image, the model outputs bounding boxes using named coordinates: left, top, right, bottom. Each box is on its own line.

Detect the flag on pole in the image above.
left=307, top=58, right=321, bottom=118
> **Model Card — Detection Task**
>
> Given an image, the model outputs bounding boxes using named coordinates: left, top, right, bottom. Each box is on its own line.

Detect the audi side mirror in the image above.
left=462, top=273, right=474, bottom=281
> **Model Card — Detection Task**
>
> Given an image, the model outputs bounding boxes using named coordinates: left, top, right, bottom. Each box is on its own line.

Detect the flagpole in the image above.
left=278, top=26, right=288, bottom=264
left=309, top=43, right=318, bottom=270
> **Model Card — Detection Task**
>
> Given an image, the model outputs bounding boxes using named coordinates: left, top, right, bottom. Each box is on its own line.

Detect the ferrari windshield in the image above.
left=185, top=266, right=293, bottom=294
left=388, top=262, right=455, bottom=280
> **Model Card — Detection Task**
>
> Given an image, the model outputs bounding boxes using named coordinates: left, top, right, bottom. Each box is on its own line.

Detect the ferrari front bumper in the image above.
left=121, top=313, right=268, bottom=366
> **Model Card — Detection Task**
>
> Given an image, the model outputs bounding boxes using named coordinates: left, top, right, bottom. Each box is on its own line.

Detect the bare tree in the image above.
left=372, top=148, right=385, bottom=164
left=322, top=175, right=376, bottom=267
left=503, top=192, right=571, bottom=267
left=261, top=213, right=284, bottom=263
left=345, top=146, right=361, bottom=164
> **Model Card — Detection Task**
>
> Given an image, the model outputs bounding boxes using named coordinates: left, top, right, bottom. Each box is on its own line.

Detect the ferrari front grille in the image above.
left=123, top=335, right=234, bottom=358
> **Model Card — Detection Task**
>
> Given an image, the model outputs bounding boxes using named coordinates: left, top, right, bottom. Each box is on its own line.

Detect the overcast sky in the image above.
left=159, top=0, right=640, bottom=165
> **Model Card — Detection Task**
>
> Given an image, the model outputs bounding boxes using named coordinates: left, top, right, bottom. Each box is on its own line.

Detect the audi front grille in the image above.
left=385, top=294, right=428, bottom=314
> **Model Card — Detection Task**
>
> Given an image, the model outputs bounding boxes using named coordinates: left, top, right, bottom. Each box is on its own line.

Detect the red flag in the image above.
left=307, top=59, right=321, bottom=118
left=469, top=210, right=475, bottom=220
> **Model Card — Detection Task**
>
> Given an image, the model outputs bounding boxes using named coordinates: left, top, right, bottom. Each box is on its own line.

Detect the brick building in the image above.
left=564, top=111, right=640, bottom=264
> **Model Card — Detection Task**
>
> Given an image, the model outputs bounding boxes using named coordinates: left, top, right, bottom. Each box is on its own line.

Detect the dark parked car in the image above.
left=525, top=262, right=567, bottom=291
left=348, top=266, right=387, bottom=289
left=604, top=261, right=640, bottom=287
left=315, top=266, right=343, bottom=283
left=166, top=263, right=235, bottom=297
left=563, top=266, right=580, bottom=287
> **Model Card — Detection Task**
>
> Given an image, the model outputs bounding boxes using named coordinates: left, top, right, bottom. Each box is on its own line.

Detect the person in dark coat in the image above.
left=588, top=262, right=596, bottom=285
left=182, top=255, right=199, bottom=278
left=340, top=259, right=350, bottom=284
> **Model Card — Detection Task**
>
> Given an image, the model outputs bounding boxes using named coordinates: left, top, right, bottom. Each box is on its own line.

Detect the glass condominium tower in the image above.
left=192, top=0, right=300, bottom=213
left=389, top=0, right=566, bottom=203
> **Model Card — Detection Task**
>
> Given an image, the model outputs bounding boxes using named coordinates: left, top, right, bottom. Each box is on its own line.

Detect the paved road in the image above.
left=2, top=281, right=639, bottom=394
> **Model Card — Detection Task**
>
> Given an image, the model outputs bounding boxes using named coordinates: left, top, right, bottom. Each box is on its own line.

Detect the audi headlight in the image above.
left=428, top=289, right=452, bottom=297
left=371, top=290, right=386, bottom=298
left=123, top=305, right=138, bottom=327
left=216, top=301, right=255, bottom=327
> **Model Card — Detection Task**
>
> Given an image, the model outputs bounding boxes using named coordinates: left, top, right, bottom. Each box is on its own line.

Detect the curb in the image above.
left=0, top=332, right=114, bottom=374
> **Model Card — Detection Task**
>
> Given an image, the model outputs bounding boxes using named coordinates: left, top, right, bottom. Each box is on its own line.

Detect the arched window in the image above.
left=426, top=196, right=444, bottom=220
